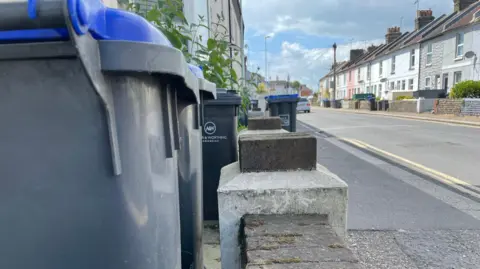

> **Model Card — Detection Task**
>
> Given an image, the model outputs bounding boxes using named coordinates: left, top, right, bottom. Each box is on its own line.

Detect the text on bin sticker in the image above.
left=279, top=114, right=290, bottom=126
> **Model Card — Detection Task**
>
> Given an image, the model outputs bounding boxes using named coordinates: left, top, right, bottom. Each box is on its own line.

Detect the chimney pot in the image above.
left=415, top=9, right=435, bottom=30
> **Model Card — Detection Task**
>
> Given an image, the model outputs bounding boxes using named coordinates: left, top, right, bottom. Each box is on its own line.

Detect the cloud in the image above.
left=248, top=39, right=383, bottom=89
left=243, top=0, right=453, bottom=39
left=242, top=0, right=454, bottom=89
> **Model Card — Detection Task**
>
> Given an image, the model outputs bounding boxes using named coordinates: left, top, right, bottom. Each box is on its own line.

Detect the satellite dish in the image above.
left=465, top=51, right=476, bottom=59
left=380, top=78, right=387, bottom=82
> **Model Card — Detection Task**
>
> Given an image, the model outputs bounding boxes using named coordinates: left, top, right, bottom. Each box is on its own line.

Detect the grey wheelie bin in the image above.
left=202, top=89, right=242, bottom=220
left=265, top=94, right=300, bottom=132
left=178, top=64, right=216, bottom=269
left=0, top=1, right=199, bottom=269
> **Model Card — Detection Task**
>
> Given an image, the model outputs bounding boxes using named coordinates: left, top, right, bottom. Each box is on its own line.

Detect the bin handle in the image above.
left=170, top=87, right=180, bottom=151
left=160, top=84, right=173, bottom=158
left=63, top=0, right=122, bottom=175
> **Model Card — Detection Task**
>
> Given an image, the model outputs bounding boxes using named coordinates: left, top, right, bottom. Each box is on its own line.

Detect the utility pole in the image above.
left=332, top=43, right=337, bottom=106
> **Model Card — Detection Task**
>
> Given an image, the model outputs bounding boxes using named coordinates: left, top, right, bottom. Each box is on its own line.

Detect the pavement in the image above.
left=314, top=106, right=480, bottom=127
left=300, top=107, right=480, bottom=188
left=296, top=110, right=480, bottom=269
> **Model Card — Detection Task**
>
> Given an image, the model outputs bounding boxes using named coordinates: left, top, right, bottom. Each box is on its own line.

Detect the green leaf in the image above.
left=146, top=8, right=161, bottom=22
left=230, top=68, right=238, bottom=81
left=207, top=39, right=216, bottom=50
left=163, top=31, right=183, bottom=49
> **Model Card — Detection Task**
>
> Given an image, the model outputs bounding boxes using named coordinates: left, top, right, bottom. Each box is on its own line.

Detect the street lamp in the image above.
left=265, top=35, right=271, bottom=83
left=332, top=43, right=337, bottom=106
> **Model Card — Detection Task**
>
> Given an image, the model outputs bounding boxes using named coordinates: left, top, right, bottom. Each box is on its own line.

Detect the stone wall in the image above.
left=341, top=100, right=356, bottom=109
left=359, top=100, right=374, bottom=110
left=419, top=39, right=444, bottom=90
left=417, top=98, right=435, bottom=113
left=462, top=99, right=480, bottom=116
left=389, top=100, right=417, bottom=113
left=434, top=99, right=463, bottom=115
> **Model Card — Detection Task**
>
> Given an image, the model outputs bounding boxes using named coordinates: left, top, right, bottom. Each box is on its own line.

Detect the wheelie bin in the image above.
left=0, top=1, right=199, bottom=269
left=178, top=64, right=216, bottom=269
left=202, top=89, right=242, bottom=220
left=265, top=94, right=300, bottom=132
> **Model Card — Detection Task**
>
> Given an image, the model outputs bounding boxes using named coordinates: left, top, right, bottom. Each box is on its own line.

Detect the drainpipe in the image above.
left=417, top=44, right=421, bottom=92
left=228, top=0, right=233, bottom=65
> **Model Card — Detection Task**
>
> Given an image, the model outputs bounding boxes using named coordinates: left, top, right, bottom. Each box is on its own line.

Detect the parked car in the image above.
left=297, top=97, right=311, bottom=113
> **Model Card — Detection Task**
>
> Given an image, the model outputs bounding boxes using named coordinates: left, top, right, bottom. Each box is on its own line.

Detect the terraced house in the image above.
left=321, top=0, right=480, bottom=101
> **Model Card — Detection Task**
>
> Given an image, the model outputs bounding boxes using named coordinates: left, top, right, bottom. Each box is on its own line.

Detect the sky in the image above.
left=242, top=0, right=454, bottom=90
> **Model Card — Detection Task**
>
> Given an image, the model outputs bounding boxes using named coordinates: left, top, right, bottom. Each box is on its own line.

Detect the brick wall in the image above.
left=434, top=99, right=463, bottom=114
left=389, top=100, right=417, bottom=113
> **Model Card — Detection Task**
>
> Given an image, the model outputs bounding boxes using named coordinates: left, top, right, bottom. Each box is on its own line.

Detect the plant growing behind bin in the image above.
left=124, top=0, right=259, bottom=123
left=395, top=96, right=415, bottom=100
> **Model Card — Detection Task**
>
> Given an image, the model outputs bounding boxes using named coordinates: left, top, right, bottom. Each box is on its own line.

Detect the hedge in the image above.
left=450, top=80, right=480, bottom=98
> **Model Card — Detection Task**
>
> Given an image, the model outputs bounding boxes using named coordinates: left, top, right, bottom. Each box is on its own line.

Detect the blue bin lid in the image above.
left=189, top=64, right=204, bottom=79
left=0, top=0, right=172, bottom=45
left=265, top=94, right=299, bottom=100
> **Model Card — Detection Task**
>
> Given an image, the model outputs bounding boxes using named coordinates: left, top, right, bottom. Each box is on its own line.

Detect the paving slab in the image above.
left=244, top=215, right=359, bottom=269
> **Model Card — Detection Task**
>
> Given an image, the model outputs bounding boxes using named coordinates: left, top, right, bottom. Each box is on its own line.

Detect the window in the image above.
left=454, top=71, right=462, bottom=84
left=337, top=76, right=340, bottom=86
left=402, top=80, right=406, bottom=90
left=379, top=84, right=383, bottom=95
left=425, top=77, right=431, bottom=89
left=426, top=44, right=433, bottom=65
left=374, top=85, right=377, bottom=95
left=408, top=79, right=414, bottom=90
left=357, top=69, right=361, bottom=81
left=410, top=49, right=415, bottom=68
left=391, top=56, right=396, bottom=73
left=367, top=65, right=371, bottom=80
left=366, top=86, right=370, bottom=93
left=390, top=81, right=395, bottom=90
left=456, top=33, right=464, bottom=58
left=349, top=71, right=352, bottom=82
left=396, top=81, right=400, bottom=90
left=343, top=74, right=346, bottom=85
left=379, top=61, right=383, bottom=76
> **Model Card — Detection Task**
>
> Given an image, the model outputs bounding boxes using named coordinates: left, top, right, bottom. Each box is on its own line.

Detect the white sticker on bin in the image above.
left=279, top=114, right=290, bottom=126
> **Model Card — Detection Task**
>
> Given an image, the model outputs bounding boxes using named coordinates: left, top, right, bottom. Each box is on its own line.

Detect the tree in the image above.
left=291, top=80, right=301, bottom=90
left=256, top=82, right=268, bottom=94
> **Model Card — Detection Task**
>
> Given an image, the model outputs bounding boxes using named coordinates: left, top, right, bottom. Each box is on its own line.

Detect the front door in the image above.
left=442, top=73, right=449, bottom=91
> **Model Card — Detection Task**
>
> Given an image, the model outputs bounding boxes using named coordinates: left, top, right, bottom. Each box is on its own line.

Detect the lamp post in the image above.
left=332, top=43, right=337, bottom=106
left=265, top=35, right=271, bottom=84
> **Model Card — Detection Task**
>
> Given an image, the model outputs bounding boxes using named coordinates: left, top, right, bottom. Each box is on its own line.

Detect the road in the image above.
left=295, top=109, right=480, bottom=269
left=299, top=107, right=480, bottom=187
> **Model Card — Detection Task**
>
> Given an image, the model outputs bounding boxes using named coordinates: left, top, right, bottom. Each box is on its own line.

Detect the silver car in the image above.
left=297, top=98, right=311, bottom=113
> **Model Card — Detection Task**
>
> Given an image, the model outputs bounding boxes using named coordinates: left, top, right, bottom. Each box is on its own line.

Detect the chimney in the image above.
left=415, top=9, right=435, bottom=30
left=349, top=49, right=364, bottom=62
left=367, top=45, right=379, bottom=53
left=385, top=26, right=402, bottom=44
left=454, top=0, right=476, bottom=12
